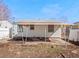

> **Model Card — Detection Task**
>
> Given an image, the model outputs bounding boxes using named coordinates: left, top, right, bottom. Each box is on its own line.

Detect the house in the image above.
left=69, top=22, right=79, bottom=42
left=0, top=20, right=12, bottom=39
left=12, top=19, right=70, bottom=41
left=0, top=0, right=13, bottom=39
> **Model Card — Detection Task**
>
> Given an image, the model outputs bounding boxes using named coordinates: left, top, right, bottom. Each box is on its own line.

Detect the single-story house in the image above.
left=11, top=19, right=70, bottom=41
left=0, top=20, right=12, bottom=39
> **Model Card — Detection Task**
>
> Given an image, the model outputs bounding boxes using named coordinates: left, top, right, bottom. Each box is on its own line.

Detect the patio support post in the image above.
left=11, top=26, right=13, bottom=39
left=25, top=25, right=28, bottom=42
left=65, top=25, right=67, bottom=48
left=61, top=25, right=63, bottom=38
left=45, top=26, right=46, bottom=42
left=22, top=26, right=24, bottom=44
left=68, top=26, right=70, bottom=44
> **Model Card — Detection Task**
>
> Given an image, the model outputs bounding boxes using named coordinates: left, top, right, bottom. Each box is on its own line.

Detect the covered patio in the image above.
left=12, top=21, right=70, bottom=42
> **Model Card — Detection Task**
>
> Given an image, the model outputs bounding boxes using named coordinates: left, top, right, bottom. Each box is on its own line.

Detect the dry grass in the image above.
left=0, top=41, right=78, bottom=58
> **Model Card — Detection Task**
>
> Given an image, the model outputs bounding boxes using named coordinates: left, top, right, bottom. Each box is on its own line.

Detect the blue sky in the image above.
left=3, top=0, right=79, bottom=23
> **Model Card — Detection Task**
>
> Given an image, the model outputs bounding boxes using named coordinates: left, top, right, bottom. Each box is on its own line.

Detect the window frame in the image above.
left=48, top=25, right=54, bottom=32
left=30, top=25, right=34, bottom=30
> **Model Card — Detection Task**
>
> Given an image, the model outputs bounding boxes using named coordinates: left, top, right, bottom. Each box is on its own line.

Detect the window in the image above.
left=48, top=25, right=54, bottom=32
left=18, top=25, right=23, bottom=32
left=30, top=25, right=34, bottom=30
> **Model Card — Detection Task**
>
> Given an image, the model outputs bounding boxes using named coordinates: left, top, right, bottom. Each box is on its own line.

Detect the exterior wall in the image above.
left=13, top=25, right=62, bottom=38
left=0, top=21, right=12, bottom=39
left=0, top=28, right=9, bottom=39
left=0, top=21, right=12, bottom=28
left=69, top=29, right=79, bottom=41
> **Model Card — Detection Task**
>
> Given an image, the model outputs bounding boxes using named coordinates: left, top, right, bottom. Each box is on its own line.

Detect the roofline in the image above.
left=14, top=19, right=73, bottom=25
left=15, top=18, right=65, bottom=23
left=16, top=22, right=72, bottom=25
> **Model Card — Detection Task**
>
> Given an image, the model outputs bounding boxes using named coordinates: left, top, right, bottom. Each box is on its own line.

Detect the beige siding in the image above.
left=13, top=25, right=62, bottom=38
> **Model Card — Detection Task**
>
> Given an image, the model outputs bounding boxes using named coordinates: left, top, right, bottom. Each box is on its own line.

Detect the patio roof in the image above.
left=17, top=22, right=71, bottom=26
left=16, top=19, right=72, bottom=25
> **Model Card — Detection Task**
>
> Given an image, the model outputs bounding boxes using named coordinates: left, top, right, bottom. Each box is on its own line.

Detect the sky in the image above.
left=3, top=0, right=79, bottom=24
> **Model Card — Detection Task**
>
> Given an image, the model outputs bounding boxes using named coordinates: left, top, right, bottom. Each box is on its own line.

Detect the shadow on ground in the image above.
left=62, top=39, right=79, bottom=46
left=9, top=37, right=50, bottom=42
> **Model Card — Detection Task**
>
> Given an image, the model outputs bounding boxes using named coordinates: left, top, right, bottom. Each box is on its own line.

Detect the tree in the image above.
left=0, top=0, right=10, bottom=20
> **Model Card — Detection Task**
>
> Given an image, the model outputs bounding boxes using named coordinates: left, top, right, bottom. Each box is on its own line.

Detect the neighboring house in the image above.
left=0, top=0, right=12, bottom=39
left=12, top=19, right=70, bottom=41
left=69, top=22, right=79, bottom=42
left=74, top=22, right=79, bottom=25
left=0, top=20, right=12, bottom=39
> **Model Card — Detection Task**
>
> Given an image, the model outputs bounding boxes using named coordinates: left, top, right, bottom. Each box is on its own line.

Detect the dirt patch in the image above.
left=0, top=41, right=78, bottom=58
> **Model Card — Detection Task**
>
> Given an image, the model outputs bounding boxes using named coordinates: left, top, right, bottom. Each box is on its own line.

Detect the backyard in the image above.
left=0, top=39, right=79, bottom=58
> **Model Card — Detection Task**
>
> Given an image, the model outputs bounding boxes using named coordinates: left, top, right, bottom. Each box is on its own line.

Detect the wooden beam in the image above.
left=64, top=26, right=67, bottom=48
left=45, top=26, right=46, bottom=42
left=22, top=26, right=25, bottom=44
left=25, top=26, right=28, bottom=42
